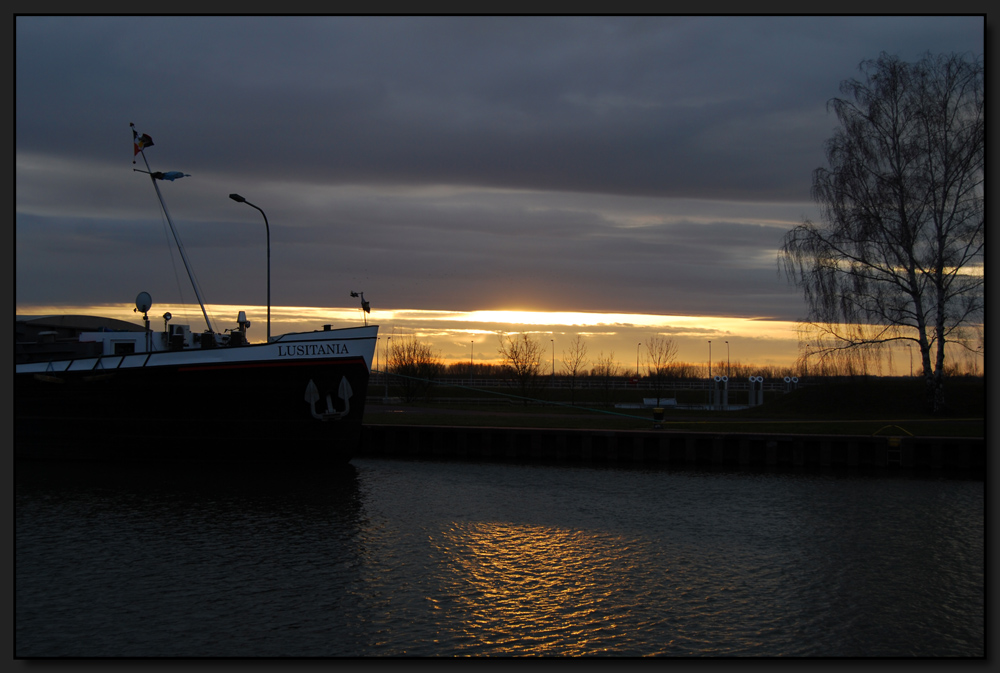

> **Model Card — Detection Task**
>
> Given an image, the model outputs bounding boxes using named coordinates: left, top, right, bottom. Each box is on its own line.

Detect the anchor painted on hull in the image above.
left=304, top=376, right=353, bottom=420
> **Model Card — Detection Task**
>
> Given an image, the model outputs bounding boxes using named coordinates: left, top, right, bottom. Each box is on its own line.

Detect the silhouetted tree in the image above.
left=387, top=335, right=442, bottom=401
left=780, top=52, right=983, bottom=413
left=592, top=350, right=621, bottom=408
left=562, top=334, right=589, bottom=405
left=497, top=332, right=543, bottom=404
left=645, top=336, right=679, bottom=405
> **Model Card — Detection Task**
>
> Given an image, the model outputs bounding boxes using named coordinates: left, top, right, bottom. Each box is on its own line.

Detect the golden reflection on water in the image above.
left=428, top=521, right=654, bottom=656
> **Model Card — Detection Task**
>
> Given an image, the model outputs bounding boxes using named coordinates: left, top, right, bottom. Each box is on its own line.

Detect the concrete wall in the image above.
left=359, top=425, right=984, bottom=472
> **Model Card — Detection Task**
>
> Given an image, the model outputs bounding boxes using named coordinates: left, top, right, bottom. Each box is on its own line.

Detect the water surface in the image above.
left=16, top=458, right=983, bottom=657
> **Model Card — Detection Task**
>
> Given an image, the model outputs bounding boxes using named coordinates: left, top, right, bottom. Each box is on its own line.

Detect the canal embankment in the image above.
left=359, top=423, right=984, bottom=472
left=359, top=379, right=984, bottom=472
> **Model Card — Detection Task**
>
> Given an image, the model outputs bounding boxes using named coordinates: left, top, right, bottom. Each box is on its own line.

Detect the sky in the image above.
left=14, top=15, right=986, bottom=373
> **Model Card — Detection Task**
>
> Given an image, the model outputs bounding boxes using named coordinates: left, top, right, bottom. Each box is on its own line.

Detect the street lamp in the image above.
left=229, top=193, right=270, bottom=342
left=708, top=340, right=712, bottom=378
left=636, top=342, right=641, bottom=378
left=551, top=339, right=555, bottom=377
left=726, top=340, right=730, bottom=379
left=384, top=336, right=391, bottom=399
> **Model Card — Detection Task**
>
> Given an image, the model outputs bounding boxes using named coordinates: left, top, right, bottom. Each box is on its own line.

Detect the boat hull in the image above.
left=15, top=327, right=376, bottom=463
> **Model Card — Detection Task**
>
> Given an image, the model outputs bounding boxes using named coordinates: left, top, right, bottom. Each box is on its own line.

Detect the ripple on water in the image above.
left=16, top=459, right=984, bottom=657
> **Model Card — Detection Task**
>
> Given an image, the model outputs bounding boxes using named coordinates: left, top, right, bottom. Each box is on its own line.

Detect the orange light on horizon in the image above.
left=16, top=302, right=800, bottom=339
left=15, top=301, right=808, bottom=369
left=17, top=301, right=971, bottom=375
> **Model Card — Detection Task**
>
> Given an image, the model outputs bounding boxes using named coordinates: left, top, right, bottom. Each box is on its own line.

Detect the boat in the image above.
left=14, top=126, right=378, bottom=462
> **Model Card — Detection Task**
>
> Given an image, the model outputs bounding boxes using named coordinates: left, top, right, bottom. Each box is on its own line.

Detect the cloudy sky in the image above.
left=15, top=15, right=985, bottom=369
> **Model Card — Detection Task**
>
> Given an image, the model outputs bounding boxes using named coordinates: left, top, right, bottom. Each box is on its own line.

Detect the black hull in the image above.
left=15, top=357, right=370, bottom=463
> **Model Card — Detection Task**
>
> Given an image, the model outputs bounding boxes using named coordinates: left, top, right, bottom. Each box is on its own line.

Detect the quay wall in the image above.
left=359, top=425, right=984, bottom=472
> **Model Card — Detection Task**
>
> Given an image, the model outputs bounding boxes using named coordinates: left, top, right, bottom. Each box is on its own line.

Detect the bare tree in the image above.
left=779, top=52, right=983, bottom=413
left=562, top=334, right=589, bottom=405
left=387, top=335, right=442, bottom=402
left=645, top=336, right=679, bottom=405
left=592, top=350, right=621, bottom=408
left=662, top=361, right=701, bottom=380
left=497, top=332, right=543, bottom=405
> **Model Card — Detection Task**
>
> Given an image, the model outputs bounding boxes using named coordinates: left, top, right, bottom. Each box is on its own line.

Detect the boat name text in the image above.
left=278, top=343, right=349, bottom=357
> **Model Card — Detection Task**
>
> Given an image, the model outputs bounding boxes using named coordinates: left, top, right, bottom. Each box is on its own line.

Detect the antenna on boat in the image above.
left=131, top=123, right=214, bottom=334
left=135, top=291, right=152, bottom=352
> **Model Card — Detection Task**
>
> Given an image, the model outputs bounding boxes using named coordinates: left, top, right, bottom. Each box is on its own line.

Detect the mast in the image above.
left=131, top=124, right=214, bottom=333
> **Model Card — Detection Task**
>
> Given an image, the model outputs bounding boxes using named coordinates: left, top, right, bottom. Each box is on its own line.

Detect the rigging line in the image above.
left=159, top=206, right=218, bottom=331
left=159, top=206, right=188, bottom=310
left=136, top=149, right=214, bottom=333
left=182, top=253, right=219, bottom=332
left=155, top=197, right=216, bottom=330
left=153, top=202, right=216, bottom=330
left=161, top=210, right=221, bottom=333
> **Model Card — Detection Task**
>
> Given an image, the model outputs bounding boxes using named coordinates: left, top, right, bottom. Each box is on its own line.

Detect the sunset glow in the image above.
left=16, top=301, right=806, bottom=370
left=16, top=17, right=982, bottom=382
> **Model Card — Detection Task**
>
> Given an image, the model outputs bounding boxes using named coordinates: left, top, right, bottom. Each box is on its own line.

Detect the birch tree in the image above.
left=779, top=52, right=984, bottom=412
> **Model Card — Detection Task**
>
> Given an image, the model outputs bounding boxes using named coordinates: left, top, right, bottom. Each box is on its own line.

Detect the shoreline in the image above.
left=359, top=422, right=985, bottom=474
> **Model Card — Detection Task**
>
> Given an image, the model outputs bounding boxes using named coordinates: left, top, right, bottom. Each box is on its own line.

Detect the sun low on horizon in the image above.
left=15, top=300, right=813, bottom=372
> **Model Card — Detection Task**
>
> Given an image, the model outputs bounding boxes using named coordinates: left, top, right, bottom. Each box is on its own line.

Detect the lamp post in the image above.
left=384, top=336, right=391, bottom=399
left=636, top=342, right=641, bottom=379
left=229, top=193, right=270, bottom=342
left=470, top=340, right=474, bottom=384
left=551, top=339, right=555, bottom=378
left=708, top=340, right=712, bottom=378
left=726, top=340, right=730, bottom=379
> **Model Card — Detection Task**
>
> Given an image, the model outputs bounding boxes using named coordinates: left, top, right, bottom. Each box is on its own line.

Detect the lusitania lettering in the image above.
left=277, top=343, right=349, bottom=357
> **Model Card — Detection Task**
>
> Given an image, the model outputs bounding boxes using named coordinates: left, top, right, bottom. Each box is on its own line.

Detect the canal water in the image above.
left=15, top=457, right=983, bottom=657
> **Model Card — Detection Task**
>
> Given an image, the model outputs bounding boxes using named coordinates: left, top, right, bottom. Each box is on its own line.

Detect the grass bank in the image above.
left=365, top=377, right=985, bottom=439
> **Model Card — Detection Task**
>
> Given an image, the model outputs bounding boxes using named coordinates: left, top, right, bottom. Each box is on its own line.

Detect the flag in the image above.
left=152, top=171, right=190, bottom=181
left=133, top=129, right=154, bottom=155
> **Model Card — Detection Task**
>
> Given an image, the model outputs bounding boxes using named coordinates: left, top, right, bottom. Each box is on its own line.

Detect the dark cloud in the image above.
left=15, top=15, right=985, bottom=324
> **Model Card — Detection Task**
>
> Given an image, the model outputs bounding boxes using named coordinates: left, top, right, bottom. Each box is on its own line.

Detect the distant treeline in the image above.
left=436, top=360, right=981, bottom=381
left=378, top=333, right=982, bottom=399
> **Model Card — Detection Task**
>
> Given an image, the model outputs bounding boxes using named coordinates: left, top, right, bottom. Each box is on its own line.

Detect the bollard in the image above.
left=749, top=375, right=764, bottom=406
left=712, top=376, right=728, bottom=408
left=886, top=436, right=902, bottom=466
left=783, top=376, right=799, bottom=393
